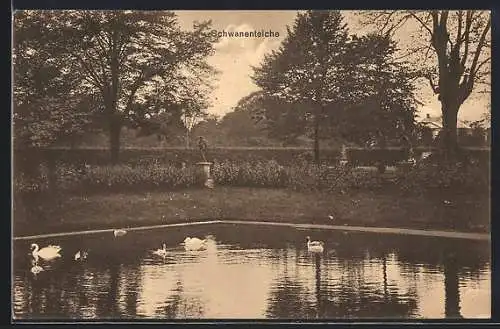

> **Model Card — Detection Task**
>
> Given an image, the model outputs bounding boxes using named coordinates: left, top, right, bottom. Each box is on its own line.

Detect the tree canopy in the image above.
left=252, top=11, right=419, bottom=158
left=363, top=10, right=491, bottom=154
left=13, top=11, right=96, bottom=148
left=253, top=10, right=353, bottom=161
left=332, top=33, right=419, bottom=146
left=13, top=10, right=219, bottom=162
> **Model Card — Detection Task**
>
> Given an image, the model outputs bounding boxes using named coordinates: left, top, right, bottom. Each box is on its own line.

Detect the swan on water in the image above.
left=31, top=243, right=62, bottom=261
left=184, top=237, right=207, bottom=251
left=113, top=229, right=127, bottom=237
left=306, top=236, right=324, bottom=253
left=74, top=250, right=88, bottom=261
left=152, top=243, right=168, bottom=258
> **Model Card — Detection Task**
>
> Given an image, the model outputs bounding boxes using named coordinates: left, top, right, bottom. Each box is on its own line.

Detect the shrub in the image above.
left=12, top=156, right=489, bottom=196
left=212, top=161, right=388, bottom=192
left=13, top=171, right=49, bottom=194
left=81, top=163, right=199, bottom=192
left=13, top=163, right=51, bottom=194
left=37, top=162, right=199, bottom=193
left=212, top=160, right=286, bottom=188
left=396, top=162, right=489, bottom=194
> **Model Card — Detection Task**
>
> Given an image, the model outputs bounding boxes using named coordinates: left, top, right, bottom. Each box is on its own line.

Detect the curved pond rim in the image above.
left=12, top=219, right=490, bottom=242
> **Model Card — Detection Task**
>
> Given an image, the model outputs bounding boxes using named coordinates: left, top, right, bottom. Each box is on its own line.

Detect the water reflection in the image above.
left=12, top=224, right=490, bottom=320
left=266, top=249, right=419, bottom=319
left=444, top=253, right=461, bottom=318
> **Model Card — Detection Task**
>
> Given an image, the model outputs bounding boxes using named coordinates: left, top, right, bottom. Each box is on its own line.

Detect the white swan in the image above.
left=31, top=243, right=62, bottom=261
left=306, top=236, right=324, bottom=253
left=113, top=229, right=127, bottom=237
left=184, top=237, right=207, bottom=251
left=74, top=250, right=88, bottom=261
left=152, top=243, right=168, bottom=258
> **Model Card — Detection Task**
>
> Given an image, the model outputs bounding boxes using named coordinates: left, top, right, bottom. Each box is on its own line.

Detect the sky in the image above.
left=174, top=10, right=490, bottom=123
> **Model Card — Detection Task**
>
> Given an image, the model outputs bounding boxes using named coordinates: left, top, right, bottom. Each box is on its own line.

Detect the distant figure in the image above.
left=198, top=136, right=208, bottom=162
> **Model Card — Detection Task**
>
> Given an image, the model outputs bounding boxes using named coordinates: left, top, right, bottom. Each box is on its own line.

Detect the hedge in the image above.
left=13, top=147, right=340, bottom=169
left=13, top=146, right=489, bottom=173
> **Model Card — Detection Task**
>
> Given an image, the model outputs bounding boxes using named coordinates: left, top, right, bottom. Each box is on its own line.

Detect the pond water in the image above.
left=12, top=223, right=490, bottom=320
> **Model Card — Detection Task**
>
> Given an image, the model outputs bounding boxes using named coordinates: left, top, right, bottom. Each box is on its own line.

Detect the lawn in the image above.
left=13, top=187, right=490, bottom=237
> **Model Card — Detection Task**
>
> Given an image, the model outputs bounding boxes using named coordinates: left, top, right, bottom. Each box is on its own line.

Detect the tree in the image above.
left=249, top=85, right=327, bottom=148
left=15, top=10, right=219, bottom=163
left=179, top=87, right=211, bottom=149
left=134, top=106, right=186, bottom=145
left=332, top=33, right=419, bottom=147
left=237, top=91, right=309, bottom=146
left=219, top=92, right=278, bottom=146
left=183, top=110, right=208, bottom=149
left=459, top=112, right=490, bottom=147
left=253, top=11, right=419, bottom=160
left=13, top=11, right=96, bottom=149
left=253, top=10, right=353, bottom=163
left=190, top=115, right=223, bottom=145
left=129, top=77, right=211, bottom=147
left=364, top=10, right=491, bottom=156
left=416, top=124, right=435, bottom=147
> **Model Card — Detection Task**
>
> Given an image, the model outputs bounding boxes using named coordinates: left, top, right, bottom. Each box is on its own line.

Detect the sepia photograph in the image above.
left=12, top=9, right=491, bottom=320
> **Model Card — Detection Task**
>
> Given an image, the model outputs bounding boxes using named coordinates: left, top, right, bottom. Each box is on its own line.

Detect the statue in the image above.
left=195, top=136, right=213, bottom=188
left=198, top=136, right=208, bottom=162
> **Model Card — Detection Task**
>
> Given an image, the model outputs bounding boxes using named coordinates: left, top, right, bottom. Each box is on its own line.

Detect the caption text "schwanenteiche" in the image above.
left=211, top=29, right=280, bottom=38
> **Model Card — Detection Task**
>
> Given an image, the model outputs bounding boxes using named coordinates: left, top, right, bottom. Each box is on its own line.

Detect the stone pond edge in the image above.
left=13, top=220, right=490, bottom=242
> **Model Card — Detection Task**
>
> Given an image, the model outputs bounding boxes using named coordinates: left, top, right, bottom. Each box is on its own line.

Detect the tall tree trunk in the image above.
left=441, top=100, right=460, bottom=159
left=432, top=13, right=461, bottom=160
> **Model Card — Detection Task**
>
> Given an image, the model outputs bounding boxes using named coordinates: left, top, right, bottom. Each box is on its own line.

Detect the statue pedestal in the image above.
left=339, top=144, right=349, bottom=166
left=196, top=162, right=214, bottom=188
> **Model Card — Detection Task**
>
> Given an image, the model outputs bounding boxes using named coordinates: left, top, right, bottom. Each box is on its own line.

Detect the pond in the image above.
left=12, top=223, right=490, bottom=320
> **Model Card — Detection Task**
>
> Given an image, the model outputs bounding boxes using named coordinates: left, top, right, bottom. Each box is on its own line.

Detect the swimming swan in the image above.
left=184, top=237, right=207, bottom=251
left=152, top=243, right=168, bottom=258
left=31, top=243, right=62, bottom=261
left=306, top=236, right=324, bottom=253
left=113, top=229, right=127, bottom=237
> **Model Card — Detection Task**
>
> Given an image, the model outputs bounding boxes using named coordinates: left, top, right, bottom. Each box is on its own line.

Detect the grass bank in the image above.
left=13, top=187, right=489, bottom=237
